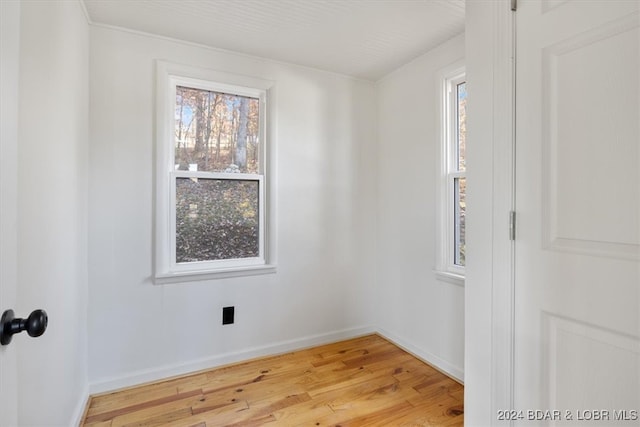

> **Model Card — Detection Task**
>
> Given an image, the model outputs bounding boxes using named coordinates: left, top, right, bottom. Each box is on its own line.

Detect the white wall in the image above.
left=15, top=1, right=90, bottom=425
left=88, top=26, right=378, bottom=390
left=374, top=34, right=465, bottom=381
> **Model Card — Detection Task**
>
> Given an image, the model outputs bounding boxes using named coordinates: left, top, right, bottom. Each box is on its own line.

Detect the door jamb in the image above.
left=490, top=1, right=517, bottom=423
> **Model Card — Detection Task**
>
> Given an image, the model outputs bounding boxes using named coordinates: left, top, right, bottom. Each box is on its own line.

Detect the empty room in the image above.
left=0, top=0, right=638, bottom=426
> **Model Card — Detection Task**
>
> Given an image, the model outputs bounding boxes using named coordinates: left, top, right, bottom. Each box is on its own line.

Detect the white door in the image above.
left=515, top=0, right=639, bottom=424
left=0, top=1, right=20, bottom=425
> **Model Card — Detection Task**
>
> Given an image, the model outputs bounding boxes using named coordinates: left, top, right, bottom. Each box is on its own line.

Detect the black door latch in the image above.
left=0, top=309, right=48, bottom=345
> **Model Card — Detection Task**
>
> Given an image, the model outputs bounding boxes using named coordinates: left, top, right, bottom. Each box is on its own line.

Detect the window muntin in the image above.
left=155, top=65, right=272, bottom=282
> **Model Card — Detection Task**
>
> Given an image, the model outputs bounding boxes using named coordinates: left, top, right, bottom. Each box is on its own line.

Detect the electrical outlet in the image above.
left=222, top=306, right=234, bottom=325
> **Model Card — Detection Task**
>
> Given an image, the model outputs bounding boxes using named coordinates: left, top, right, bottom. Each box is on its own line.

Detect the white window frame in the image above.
left=154, top=61, right=276, bottom=284
left=436, top=65, right=466, bottom=285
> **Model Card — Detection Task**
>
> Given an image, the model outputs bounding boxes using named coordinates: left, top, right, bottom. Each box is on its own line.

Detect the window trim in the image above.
left=436, top=64, right=466, bottom=285
left=154, top=61, right=276, bottom=284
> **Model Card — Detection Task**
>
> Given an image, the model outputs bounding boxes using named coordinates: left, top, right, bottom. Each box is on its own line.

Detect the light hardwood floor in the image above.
left=81, top=334, right=463, bottom=426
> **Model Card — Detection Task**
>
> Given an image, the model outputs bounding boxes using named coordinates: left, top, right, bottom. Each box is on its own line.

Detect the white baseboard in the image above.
left=88, top=326, right=464, bottom=397
left=89, top=325, right=375, bottom=395
left=71, top=382, right=90, bottom=427
left=376, top=328, right=464, bottom=384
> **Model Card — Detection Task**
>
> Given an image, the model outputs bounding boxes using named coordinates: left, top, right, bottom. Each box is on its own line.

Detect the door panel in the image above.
left=516, top=0, right=639, bottom=423
left=0, top=1, right=20, bottom=425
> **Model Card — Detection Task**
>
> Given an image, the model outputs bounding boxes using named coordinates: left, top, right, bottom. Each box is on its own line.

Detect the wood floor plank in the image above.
left=82, top=420, right=113, bottom=427
left=269, top=400, right=335, bottom=425
left=109, top=392, right=204, bottom=427
left=88, top=386, right=178, bottom=416
left=80, top=335, right=463, bottom=426
left=89, top=373, right=210, bottom=417
left=328, top=400, right=416, bottom=426
left=329, top=381, right=422, bottom=422
left=154, top=400, right=250, bottom=427
left=192, top=376, right=307, bottom=416
left=310, top=371, right=399, bottom=405
left=85, top=389, right=204, bottom=424
left=392, top=396, right=464, bottom=427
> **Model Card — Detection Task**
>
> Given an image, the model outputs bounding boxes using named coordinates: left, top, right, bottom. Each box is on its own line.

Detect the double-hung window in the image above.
left=437, top=67, right=466, bottom=283
left=155, top=62, right=274, bottom=283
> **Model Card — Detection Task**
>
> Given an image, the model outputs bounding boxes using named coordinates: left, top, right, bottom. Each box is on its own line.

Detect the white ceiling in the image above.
left=82, top=0, right=465, bottom=81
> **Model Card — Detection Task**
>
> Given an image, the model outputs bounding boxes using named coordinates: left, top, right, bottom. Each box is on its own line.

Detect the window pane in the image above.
left=456, top=82, right=467, bottom=172
left=175, top=86, right=260, bottom=174
left=454, top=177, right=466, bottom=266
left=176, top=178, right=259, bottom=263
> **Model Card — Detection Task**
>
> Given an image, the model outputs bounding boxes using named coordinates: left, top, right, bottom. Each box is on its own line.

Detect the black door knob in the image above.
left=0, top=309, right=48, bottom=345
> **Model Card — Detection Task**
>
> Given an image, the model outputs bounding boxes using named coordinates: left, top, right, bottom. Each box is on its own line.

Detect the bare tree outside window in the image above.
left=175, top=86, right=260, bottom=173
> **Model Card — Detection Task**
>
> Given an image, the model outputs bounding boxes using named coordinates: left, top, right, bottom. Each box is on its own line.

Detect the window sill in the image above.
left=434, top=270, right=465, bottom=286
left=154, top=264, right=277, bottom=285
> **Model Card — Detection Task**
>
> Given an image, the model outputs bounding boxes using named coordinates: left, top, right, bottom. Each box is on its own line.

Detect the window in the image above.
left=437, top=67, right=466, bottom=283
left=155, top=62, right=275, bottom=283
